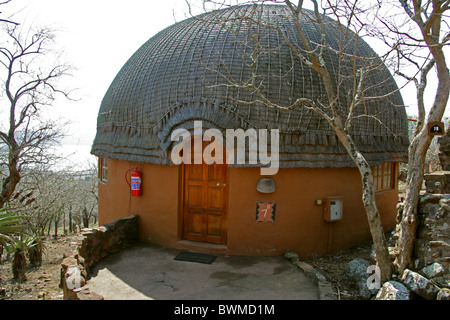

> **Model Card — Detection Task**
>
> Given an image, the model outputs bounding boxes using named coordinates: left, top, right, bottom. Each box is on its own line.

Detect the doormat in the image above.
left=174, top=251, right=217, bottom=264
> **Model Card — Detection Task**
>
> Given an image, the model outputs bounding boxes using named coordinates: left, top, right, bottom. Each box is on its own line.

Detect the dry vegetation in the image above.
left=0, top=236, right=76, bottom=300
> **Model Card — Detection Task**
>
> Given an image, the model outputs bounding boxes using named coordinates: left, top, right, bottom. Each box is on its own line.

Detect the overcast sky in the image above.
left=2, top=0, right=447, bottom=168
left=3, top=0, right=191, bottom=167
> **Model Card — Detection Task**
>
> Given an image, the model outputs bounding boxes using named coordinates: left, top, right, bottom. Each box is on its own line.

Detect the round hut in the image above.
left=91, top=4, right=409, bottom=258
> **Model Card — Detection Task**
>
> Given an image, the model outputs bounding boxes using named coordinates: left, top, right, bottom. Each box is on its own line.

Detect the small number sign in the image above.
left=256, top=202, right=276, bottom=222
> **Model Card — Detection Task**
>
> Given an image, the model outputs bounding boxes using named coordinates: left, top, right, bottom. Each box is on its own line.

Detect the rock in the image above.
left=424, top=171, right=450, bottom=194
left=422, top=262, right=446, bottom=278
left=437, top=288, right=450, bottom=300
left=76, top=290, right=104, bottom=300
left=401, top=269, right=440, bottom=300
left=283, top=251, right=337, bottom=300
left=61, top=214, right=139, bottom=300
left=61, top=257, right=77, bottom=269
left=346, top=258, right=370, bottom=279
left=295, top=261, right=318, bottom=284
left=375, top=281, right=411, bottom=300
left=345, top=258, right=377, bottom=299
left=284, top=250, right=299, bottom=264
left=415, top=193, right=450, bottom=271
left=318, top=280, right=336, bottom=300
left=432, top=276, right=450, bottom=288
left=298, top=261, right=336, bottom=300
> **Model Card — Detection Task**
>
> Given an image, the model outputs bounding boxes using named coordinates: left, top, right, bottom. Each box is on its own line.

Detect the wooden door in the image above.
left=183, top=156, right=228, bottom=245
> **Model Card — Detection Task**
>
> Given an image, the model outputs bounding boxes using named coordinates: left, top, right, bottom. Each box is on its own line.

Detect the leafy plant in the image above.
left=5, top=234, right=35, bottom=281
left=0, top=207, right=32, bottom=281
left=0, top=207, right=28, bottom=247
left=27, top=233, right=46, bottom=265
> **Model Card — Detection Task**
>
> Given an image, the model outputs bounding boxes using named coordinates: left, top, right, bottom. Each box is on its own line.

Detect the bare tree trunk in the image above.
left=0, top=151, right=20, bottom=208
left=395, top=81, right=449, bottom=274
left=334, top=128, right=392, bottom=282
left=12, top=251, right=27, bottom=282
left=283, top=1, right=393, bottom=281
left=395, top=130, right=429, bottom=272
left=82, top=208, right=90, bottom=229
left=0, top=26, right=72, bottom=208
left=394, top=0, right=450, bottom=275
left=63, top=209, right=66, bottom=235
left=54, top=216, right=59, bottom=239
left=69, top=209, right=73, bottom=234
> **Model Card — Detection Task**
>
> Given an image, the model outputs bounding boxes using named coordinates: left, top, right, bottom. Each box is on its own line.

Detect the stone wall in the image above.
left=417, top=131, right=450, bottom=281
left=401, top=127, right=450, bottom=299
left=372, top=191, right=449, bottom=300
left=376, top=128, right=450, bottom=300
left=424, top=172, right=450, bottom=194
left=376, top=170, right=450, bottom=300
left=60, top=215, right=139, bottom=300
left=414, top=193, right=450, bottom=287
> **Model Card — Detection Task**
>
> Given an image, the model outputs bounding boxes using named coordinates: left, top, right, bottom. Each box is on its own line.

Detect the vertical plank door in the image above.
left=183, top=156, right=228, bottom=245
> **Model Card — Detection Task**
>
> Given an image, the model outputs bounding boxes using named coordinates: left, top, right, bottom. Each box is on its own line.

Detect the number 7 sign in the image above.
left=256, top=202, right=276, bottom=222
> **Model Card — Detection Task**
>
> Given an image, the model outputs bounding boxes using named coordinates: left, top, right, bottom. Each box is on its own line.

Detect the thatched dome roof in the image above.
left=91, top=4, right=409, bottom=168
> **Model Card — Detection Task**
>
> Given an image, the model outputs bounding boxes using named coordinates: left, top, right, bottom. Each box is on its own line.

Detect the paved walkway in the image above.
left=87, top=243, right=319, bottom=300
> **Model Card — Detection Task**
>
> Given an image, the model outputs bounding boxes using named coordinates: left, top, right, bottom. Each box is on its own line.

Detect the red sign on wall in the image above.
left=256, top=202, right=276, bottom=222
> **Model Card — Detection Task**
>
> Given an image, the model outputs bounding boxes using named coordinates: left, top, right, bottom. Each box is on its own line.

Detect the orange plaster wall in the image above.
left=98, top=159, right=180, bottom=245
left=98, top=160, right=398, bottom=258
left=226, top=166, right=397, bottom=257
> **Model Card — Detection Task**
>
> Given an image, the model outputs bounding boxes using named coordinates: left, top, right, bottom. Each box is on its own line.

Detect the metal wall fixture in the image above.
left=256, top=177, right=276, bottom=194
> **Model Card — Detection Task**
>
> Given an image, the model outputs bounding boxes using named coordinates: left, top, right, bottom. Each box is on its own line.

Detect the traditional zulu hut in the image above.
left=91, top=4, right=409, bottom=257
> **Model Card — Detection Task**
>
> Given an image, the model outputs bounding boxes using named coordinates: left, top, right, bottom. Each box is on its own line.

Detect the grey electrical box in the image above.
left=324, top=196, right=343, bottom=222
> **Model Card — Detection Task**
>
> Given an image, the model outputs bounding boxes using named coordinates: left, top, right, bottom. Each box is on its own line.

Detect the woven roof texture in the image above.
left=91, top=4, right=409, bottom=168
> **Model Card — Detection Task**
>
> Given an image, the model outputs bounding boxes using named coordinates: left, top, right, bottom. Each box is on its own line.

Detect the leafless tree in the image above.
left=191, top=0, right=449, bottom=282
left=369, top=0, right=449, bottom=275
left=0, top=1, right=18, bottom=25
left=0, top=24, right=73, bottom=208
left=10, top=161, right=98, bottom=240
left=64, top=161, right=98, bottom=231
left=305, top=0, right=449, bottom=276
left=190, top=0, right=399, bottom=282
